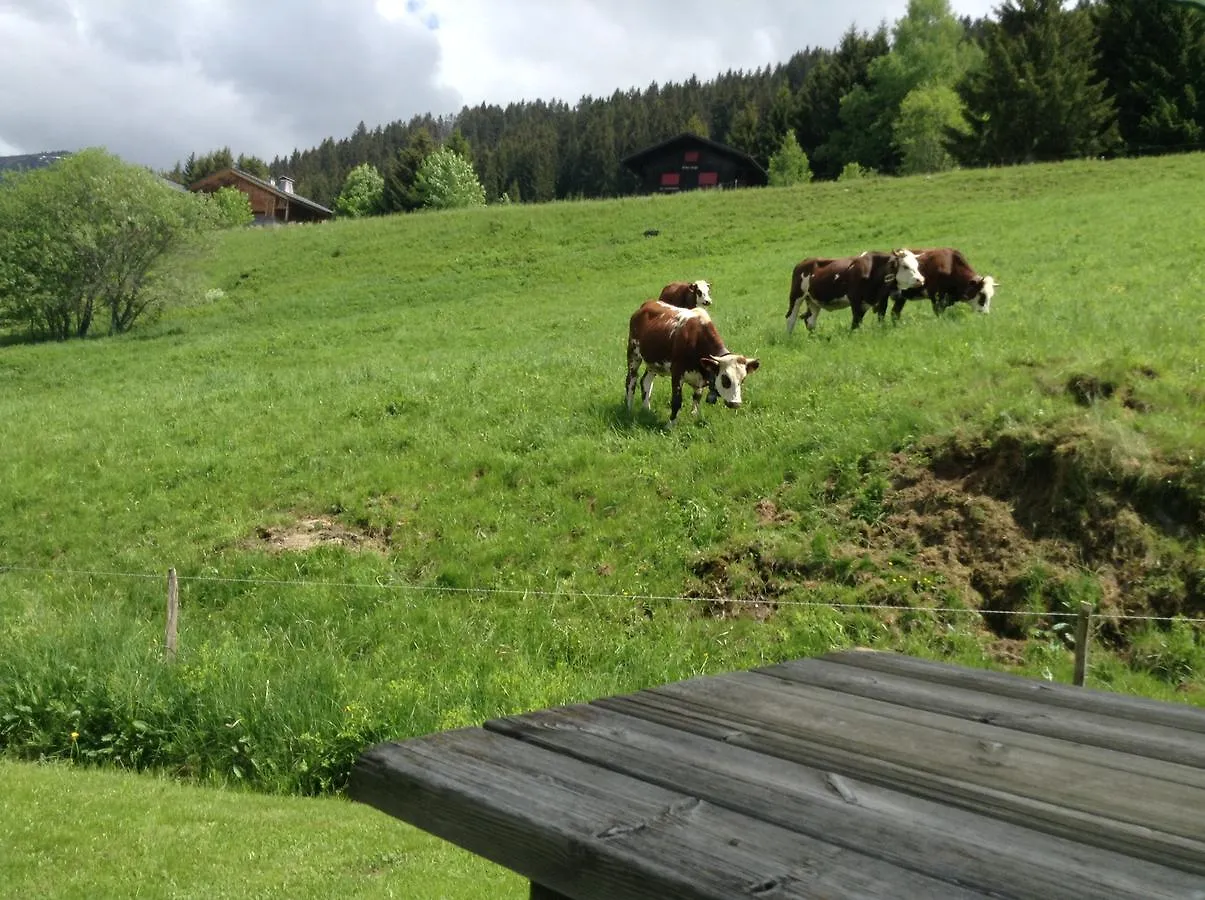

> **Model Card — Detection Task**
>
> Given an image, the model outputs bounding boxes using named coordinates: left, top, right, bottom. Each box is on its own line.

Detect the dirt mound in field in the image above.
left=882, top=429, right=1203, bottom=638
left=246, top=516, right=387, bottom=553
left=692, top=425, right=1205, bottom=644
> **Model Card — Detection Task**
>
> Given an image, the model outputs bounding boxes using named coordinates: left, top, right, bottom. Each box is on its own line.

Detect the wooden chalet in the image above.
left=622, top=132, right=768, bottom=194
left=188, top=168, right=333, bottom=224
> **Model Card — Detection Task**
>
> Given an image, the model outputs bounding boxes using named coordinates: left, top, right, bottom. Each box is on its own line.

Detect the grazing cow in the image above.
left=626, top=300, right=760, bottom=427
left=658, top=280, right=713, bottom=308
left=883, top=248, right=997, bottom=320
left=785, top=249, right=925, bottom=334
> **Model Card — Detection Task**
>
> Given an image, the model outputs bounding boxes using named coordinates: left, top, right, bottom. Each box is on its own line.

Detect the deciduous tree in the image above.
left=334, top=163, right=385, bottom=217
left=767, top=131, right=813, bottom=186
left=415, top=148, right=486, bottom=209
left=0, top=149, right=222, bottom=341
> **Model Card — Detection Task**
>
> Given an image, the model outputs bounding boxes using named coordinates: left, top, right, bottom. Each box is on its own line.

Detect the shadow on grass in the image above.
left=598, top=400, right=725, bottom=434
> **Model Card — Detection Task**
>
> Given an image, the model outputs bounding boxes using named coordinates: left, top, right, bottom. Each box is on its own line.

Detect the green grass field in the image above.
left=2, top=153, right=1204, bottom=897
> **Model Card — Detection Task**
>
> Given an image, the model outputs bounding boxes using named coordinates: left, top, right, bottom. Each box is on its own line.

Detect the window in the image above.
left=698, top=171, right=719, bottom=187
left=683, top=150, right=700, bottom=163
left=660, top=172, right=681, bottom=188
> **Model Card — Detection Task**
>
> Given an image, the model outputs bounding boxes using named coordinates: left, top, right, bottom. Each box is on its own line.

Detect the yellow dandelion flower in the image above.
left=70, top=731, right=79, bottom=742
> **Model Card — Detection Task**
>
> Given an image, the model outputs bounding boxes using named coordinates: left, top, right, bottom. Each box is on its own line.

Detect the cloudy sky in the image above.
left=0, top=0, right=997, bottom=172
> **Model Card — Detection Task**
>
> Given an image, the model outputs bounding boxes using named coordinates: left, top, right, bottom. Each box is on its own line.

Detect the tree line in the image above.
left=165, top=0, right=1205, bottom=211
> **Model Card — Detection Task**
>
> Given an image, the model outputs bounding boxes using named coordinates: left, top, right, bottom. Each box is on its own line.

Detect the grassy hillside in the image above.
left=2, top=154, right=1203, bottom=805
left=0, top=759, right=522, bottom=899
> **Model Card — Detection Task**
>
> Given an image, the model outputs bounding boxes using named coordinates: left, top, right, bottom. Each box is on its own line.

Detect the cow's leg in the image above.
left=803, top=298, right=821, bottom=332
left=640, top=370, right=656, bottom=411
left=850, top=300, right=868, bottom=330
left=874, top=288, right=893, bottom=322
left=891, top=294, right=907, bottom=321
left=668, top=376, right=684, bottom=428
left=625, top=341, right=642, bottom=412
left=786, top=275, right=811, bottom=334
left=690, top=384, right=705, bottom=417
left=786, top=293, right=804, bottom=334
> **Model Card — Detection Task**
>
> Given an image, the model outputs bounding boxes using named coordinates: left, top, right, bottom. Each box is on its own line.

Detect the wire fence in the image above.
left=3, top=562, right=1204, bottom=625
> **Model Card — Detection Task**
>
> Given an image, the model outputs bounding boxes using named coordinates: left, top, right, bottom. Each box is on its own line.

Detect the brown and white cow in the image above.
left=785, top=249, right=925, bottom=334
left=883, top=247, right=997, bottom=320
left=658, top=280, right=713, bottom=308
left=626, top=300, right=760, bottom=427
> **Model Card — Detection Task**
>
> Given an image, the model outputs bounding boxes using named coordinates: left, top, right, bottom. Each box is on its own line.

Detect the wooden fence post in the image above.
left=1072, top=602, right=1092, bottom=687
left=165, top=568, right=179, bottom=663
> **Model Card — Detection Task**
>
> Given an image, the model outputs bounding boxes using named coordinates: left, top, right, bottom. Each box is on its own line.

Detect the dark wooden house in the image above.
left=189, top=168, right=333, bottom=224
left=622, top=132, right=768, bottom=194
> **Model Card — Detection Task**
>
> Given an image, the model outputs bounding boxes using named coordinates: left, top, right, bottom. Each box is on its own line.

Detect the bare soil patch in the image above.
left=246, top=516, right=387, bottom=554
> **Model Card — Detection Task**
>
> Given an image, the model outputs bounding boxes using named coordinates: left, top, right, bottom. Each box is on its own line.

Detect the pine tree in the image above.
left=952, top=0, right=1119, bottom=166
left=444, top=129, right=474, bottom=164
left=382, top=128, right=436, bottom=213
left=1094, top=0, right=1205, bottom=154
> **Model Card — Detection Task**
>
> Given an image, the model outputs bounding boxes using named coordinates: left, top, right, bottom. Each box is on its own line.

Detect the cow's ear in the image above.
left=744, top=357, right=761, bottom=373
left=700, top=355, right=720, bottom=376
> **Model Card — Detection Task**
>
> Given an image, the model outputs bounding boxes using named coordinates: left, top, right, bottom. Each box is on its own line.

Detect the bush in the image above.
left=767, top=132, right=813, bottom=187
left=838, top=162, right=873, bottom=181
left=334, top=163, right=385, bottom=218
left=415, top=148, right=486, bottom=210
left=207, top=186, right=254, bottom=227
left=0, top=148, right=222, bottom=340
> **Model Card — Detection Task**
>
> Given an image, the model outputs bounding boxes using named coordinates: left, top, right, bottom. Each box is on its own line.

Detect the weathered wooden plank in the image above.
left=350, top=728, right=987, bottom=900
left=595, top=679, right=1205, bottom=875
left=820, top=650, right=1205, bottom=734
left=758, top=657, right=1205, bottom=768
left=737, top=670, right=1205, bottom=790
left=487, top=703, right=1203, bottom=899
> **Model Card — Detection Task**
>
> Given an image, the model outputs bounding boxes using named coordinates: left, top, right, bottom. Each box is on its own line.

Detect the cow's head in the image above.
left=971, top=275, right=997, bottom=313
left=892, top=249, right=925, bottom=291
left=692, top=280, right=713, bottom=306
left=701, top=354, right=760, bottom=408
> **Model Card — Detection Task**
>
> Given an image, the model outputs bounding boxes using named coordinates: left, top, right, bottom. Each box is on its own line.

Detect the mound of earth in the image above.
left=692, top=424, right=1204, bottom=646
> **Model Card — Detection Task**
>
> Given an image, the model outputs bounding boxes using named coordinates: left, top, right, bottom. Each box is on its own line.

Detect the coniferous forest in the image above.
left=166, top=0, right=1205, bottom=211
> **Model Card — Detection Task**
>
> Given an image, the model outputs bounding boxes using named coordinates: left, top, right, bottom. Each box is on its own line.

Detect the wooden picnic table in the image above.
left=349, top=649, right=1205, bottom=899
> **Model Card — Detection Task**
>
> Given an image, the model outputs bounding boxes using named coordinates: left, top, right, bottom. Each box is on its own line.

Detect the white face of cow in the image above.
left=704, top=354, right=760, bottom=408
left=974, top=275, right=996, bottom=313
left=893, top=249, right=925, bottom=291
left=694, top=280, right=713, bottom=306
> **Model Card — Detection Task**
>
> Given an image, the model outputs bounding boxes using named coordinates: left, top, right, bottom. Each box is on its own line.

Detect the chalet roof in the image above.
left=620, top=132, right=767, bottom=177
left=188, top=167, right=333, bottom=217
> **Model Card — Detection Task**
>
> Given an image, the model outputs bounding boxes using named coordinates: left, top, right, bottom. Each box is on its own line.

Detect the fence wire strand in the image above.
left=3, top=562, right=1203, bottom=625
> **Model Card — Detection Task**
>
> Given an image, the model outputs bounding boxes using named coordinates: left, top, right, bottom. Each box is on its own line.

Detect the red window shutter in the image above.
left=684, top=150, right=700, bottom=163
left=698, top=171, right=719, bottom=186
left=660, top=172, right=681, bottom=187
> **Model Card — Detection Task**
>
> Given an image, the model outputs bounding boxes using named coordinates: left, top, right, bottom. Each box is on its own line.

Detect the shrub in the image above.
left=334, top=163, right=385, bottom=218
left=415, top=148, right=486, bottom=210
left=0, top=148, right=222, bottom=340
left=767, top=132, right=813, bottom=187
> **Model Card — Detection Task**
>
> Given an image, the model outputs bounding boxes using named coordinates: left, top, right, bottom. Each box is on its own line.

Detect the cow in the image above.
left=626, top=300, right=760, bottom=427
left=882, top=248, right=997, bottom=320
left=785, top=249, right=925, bottom=334
left=658, top=279, right=713, bottom=308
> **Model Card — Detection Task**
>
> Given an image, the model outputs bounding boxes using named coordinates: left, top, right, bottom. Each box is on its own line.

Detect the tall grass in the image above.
left=2, top=154, right=1204, bottom=794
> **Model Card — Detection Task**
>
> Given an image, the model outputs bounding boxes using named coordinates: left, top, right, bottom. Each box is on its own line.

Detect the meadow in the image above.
left=2, top=153, right=1204, bottom=896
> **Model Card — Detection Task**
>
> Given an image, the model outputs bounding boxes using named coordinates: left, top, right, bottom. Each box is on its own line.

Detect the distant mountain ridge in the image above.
left=0, top=151, right=73, bottom=173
